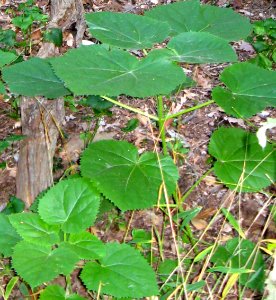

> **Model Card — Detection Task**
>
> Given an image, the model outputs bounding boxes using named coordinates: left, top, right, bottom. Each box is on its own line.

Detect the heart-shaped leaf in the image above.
left=81, top=140, right=178, bottom=211
left=209, top=127, right=276, bottom=192
left=81, top=243, right=158, bottom=298
left=38, top=178, right=100, bottom=233
left=51, top=45, right=186, bottom=97
left=2, top=58, right=70, bottom=99
left=145, top=1, right=252, bottom=41
left=0, top=214, right=21, bottom=257
left=212, top=63, right=276, bottom=118
left=9, top=213, right=60, bottom=246
left=12, top=241, right=79, bottom=288
left=85, top=12, right=170, bottom=49
left=167, top=32, right=237, bottom=63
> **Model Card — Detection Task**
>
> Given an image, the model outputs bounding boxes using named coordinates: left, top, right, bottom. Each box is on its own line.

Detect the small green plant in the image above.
left=1, top=1, right=276, bottom=298
left=247, top=18, right=276, bottom=69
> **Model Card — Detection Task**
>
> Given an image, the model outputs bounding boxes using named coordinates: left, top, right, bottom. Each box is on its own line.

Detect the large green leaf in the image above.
left=2, top=57, right=70, bottom=99
left=0, top=214, right=21, bottom=257
left=40, top=285, right=85, bottom=300
left=212, top=63, right=276, bottom=118
left=51, top=45, right=186, bottom=97
left=81, top=140, right=179, bottom=211
left=166, top=32, right=237, bottom=63
left=9, top=213, right=60, bottom=246
left=81, top=243, right=158, bottom=298
left=62, top=232, right=106, bottom=260
left=38, top=178, right=100, bottom=233
left=0, top=50, right=17, bottom=68
left=210, top=238, right=265, bottom=291
left=12, top=241, right=79, bottom=288
left=209, top=127, right=276, bottom=192
left=145, top=1, right=252, bottom=41
left=85, top=12, right=170, bottom=49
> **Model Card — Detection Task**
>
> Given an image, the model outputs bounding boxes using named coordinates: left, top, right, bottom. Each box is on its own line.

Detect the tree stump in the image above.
left=16, top=0, right=86, bottom=207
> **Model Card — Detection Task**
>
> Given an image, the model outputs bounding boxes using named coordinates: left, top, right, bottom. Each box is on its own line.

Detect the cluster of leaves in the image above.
left=247, top=18, right=276, bottom=69
left=0, top=177, right=159, bottom=298
left=0, top=0, right=275, bottom=298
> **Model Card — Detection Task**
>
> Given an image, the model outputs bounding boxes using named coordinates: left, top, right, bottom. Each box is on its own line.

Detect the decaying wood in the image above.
left=16, top=0, right=86, bottom=207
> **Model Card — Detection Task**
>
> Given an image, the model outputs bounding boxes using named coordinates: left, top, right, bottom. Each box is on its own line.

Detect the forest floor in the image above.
left=0, top=0, right=276, bottom=299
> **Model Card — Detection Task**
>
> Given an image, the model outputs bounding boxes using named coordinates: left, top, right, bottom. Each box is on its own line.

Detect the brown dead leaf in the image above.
left=191, top=218, right=208, bottom=230
left=196, top=207, right=217, bottom=219
left=31, top=29, right=42, bottom=42
left=193, top=67, right=212, bottom=89
left=136, top=114, right=150, bottom=127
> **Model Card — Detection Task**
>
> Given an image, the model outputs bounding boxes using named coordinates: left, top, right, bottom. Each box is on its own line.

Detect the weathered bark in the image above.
left=16, top=0, right=86, bottom=207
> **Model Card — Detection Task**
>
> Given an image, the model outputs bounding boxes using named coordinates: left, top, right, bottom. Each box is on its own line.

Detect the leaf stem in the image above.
left=157, top=95, right=168, bottom=155
left=101, top=96, right=158, bottom=121
left=165, top=100, right=214, bottom=120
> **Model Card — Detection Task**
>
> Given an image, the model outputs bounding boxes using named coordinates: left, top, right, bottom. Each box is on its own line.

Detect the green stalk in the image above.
left=157, top=95, right=168, bottom=155
left=101, top=96, right=158, bottom=121
left=165, top=100, right=214, bottom=120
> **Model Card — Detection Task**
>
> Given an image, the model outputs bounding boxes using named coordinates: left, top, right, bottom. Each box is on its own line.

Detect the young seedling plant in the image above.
left=0, top=0, right=276, bottom=298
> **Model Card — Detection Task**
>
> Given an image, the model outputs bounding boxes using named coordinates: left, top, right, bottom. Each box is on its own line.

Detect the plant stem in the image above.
left=157, top=95, right=168, bottom=155
left=101, top=96, right=158, bottom=121
left=165, top=100, right=214, bottom=120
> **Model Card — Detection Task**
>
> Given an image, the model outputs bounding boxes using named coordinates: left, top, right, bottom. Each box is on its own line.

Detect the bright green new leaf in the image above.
left=9, top=212, right=60, bottom=245
left=0, top=50, right=17, bottom=68
left=38, top=178, right=101, bottom=233
left=62, top=232, right=106, bottom=260
left=40, top=285, right=85, bottom=300
left=145, top=1, right=252, bottom=41
left=0, top=80, right=5, bottom=94
left=51, top=45, right=186, bottom=97
left=81, top=140, right=179, bottom=211
left=12, top=241, right=79, bottom=288
left=209, top=127, right=276, bottom=192
left=85, top=12, right=170, bottom=49
left=0, top=214, right=21, bottom=257
left=210, top=238, right=265, bottom=291
left=167, top=32, right=237, bottom=63
left=2, top=57, right=70, bottom=99
left=81, top=243, right=158, bottom=298
left=212, top=63, right=276, bottom=118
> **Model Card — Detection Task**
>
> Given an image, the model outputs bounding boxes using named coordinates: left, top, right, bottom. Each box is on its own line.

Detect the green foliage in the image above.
left=11, top=0, right=48, bottom=33
left=3, top=177, right=158, bottom=297
left=51, top=45, right=187, bottom=97
left=0, top=214, right=21, bottom=257
left=0, top=50, right=17, bottom=68
left=38, top=178, right=100, bottom=233
left=0, top=28, right=16, bottom=47
left=0, top=134, right=25, bottom=155
left=145, top=0, right=252, bottom=41
left=43, top=28, right=63, bottom=47
left=80, top=243, right=158, bottom=298
left=40, top=285, right=86, bottom=300
left=2, top=58, right=70, bottom=98
left=122, top=118, right=139, bottom=132
left=166, top=32, right=237, bottom=63
left=248, top=18, right=276, bottom=69
left=210, top=238, right=265, bottom=291
left=1, top=2, right=275, bottom=298
left=1, top=196, right=25, bottom=215
left=209, top=127, right=276, bottom=192
left=12, top=241, right=79, bottom=288
left=212, top=63, right=276, bottom=118
left=9, top=213, right=60, bottom=245
left=86, top=12, right=170, bottom=49
left=81, top=140, right=179, bottom=211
